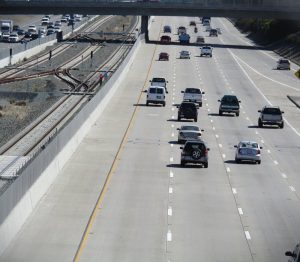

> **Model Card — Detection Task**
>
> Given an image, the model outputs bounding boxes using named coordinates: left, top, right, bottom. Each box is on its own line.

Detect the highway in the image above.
left=1, top=16, right=300, bottom=261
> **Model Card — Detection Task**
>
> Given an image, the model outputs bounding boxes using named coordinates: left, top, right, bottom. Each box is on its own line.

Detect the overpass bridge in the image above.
left=1, top=0, right=300, bottom=20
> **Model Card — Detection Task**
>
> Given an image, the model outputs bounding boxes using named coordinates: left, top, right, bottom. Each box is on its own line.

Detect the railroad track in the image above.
left=0, top=17, right=139, bottom=171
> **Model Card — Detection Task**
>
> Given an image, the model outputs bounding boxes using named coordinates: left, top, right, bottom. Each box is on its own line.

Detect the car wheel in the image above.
left=258, top=119, right=263, bottom=128
left=257, top=160, right=261, bottom=164
left=163, top=102, right=166, bottom=107
left=210, top=55, right=212, bottom=57
left=146, top=102, right=149, bottom=106
left=194, top=117, right=197, bottom=122
left=180, top=160, right=185, bottom=166
left=199, top=102, right=202, bottom=107
left=279, top=122, right=284, bottom=129
left=219, top=110, right=222, bottom=116
left=203, top=162, right=208, bottom=168
left=236, top=112, right=239, bottom=117
left=178, top=117, right=181, bottom=121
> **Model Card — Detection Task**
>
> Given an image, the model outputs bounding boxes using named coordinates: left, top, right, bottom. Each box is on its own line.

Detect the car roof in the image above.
left=160, top=52, right=168, bottom=55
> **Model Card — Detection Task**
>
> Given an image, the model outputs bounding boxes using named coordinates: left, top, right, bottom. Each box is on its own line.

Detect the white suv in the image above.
left=200, top=46, right=213, bottom=57
left=146, top=86, right=166, bottom=107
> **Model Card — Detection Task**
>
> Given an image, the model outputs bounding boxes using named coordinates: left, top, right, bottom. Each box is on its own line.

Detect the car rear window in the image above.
left=181, top=103, right=196, bottom=109
left=181, top=126, right=199, bottom=131
left=185, top=88, right=200, bottom=94
left=240, top=142, right=258, bottom=148
left=222, top=96, right=238, bottom=104
left=152, top=78, right=165, bottom=83
left=263, top=108, right=281, bottom=115
left=185, top=142, right=205, bottom=152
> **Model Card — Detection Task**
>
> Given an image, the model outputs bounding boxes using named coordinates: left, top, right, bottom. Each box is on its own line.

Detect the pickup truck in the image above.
left=149, top=77, right=168, bottom=93
left=200, top=46, right=213, bottom=57
left=182, top=88, right=205, bottom=107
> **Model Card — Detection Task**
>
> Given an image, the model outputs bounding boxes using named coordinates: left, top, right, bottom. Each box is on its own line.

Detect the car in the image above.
left=216, top=27, right=222, bottom=34
left=160, top=35, right=171, bottom=44
left=28, top=25, right=37, bottom=33
left=285, top=243, right=300, bottom=262
left=179, top=33, right=190, bottom=44
left=178, top=26, right=186, bottom=35
left=8, top=32, right=19, bottom=43
left=276, top=58, right=290, bottom=70
left=209, top=29, right=218, bottom=36
left=234, top=141, right=262, bottom=164
left=205, top=25, right=211, bottom=32
left=182, top=87, right=205, bottom=107
left=258, top=106, right=284, bottom=128
left=17, top=29, right=26, bottom=36
left=13, top=25, right=20, bottom=31
left=189, top=21, right=196, bottom=26
left=47, top=22, right=54, bottom=29
left=149, top=77, right=168, bottom=93
left=146, top=86, right=166, bottom=106
left=163, top=25, right=172, bottom=33
left=179, top=50, right=190, bottom=59
left=202, top=17, right=211, bottom=23
left=54, top=21, right=62, bottom=27
left=158, top=52, right=169, bottom=61
left=24, top=31, right=33, bottom=39
left=61, top=17, right=68, bottom=23
left=47, top=29, right=56, bottom=35
left=200, top=46, right=213, bottom=57
left=218, top=95, right=240, bottom=116
left=180, top=140, right=209, bottom=167
left=41, top=17, right=49, bottom=26
left=38, top=27, right=46, bottom=34
left=74, top=14, right=82, bottom=21
left=195, top=36, right=205, bottom=44
left=177, top=125, right=204, bottom=143
left=31, top=34, right=39, bottom=40
left=202, top=19, right=210, bottom=26
left=54, top=26, right=61, bottom=32
left=1, top=32, right=10, bottom=42
left=177, top=101, right=198, bottom=122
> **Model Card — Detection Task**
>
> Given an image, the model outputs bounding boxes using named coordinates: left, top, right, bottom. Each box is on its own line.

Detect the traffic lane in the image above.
left=215, top=17, right=299, bottom=73
left=169, top=125, right=253, bottom=261
left=214, top=19, right=300, bottom=89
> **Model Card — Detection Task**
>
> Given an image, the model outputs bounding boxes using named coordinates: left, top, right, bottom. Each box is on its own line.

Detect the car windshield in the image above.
left=203, top=47, right=211, bottom=50
left=149, top=88, right=163, bottom=94
left=181, top=126, right=199, bottom=131
left=279, top=59, right=290, bottom=64
left=222, top=96, right=238, bottom=105
left=263, top=108, right=281, bottom=115
left=185, top=88, right=200, bottom=94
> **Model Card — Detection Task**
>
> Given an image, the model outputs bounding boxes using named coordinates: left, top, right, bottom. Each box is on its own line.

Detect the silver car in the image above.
left=276, top=58, right=290, bottom=70
left=179, top=50, right=190, bottom=59
left=234, top=141, right=262, bottom=164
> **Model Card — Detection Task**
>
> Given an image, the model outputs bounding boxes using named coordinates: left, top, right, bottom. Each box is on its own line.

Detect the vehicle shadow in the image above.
left=167, top=119, right=194, bottom=122
left=248, top=125, right=258, bottom=128
left=169, top=140, right=181, bottom=145
left=167, top=164, right=204, bottom=168
left=248, top=125, right=280, bottom=129
left=133, top=103, right=163, bottom=107
left=224, top=160, right=237, bottom=164
left=208, top=113, right=235, bottom=117
left=224, top=160, right=257, bottom=165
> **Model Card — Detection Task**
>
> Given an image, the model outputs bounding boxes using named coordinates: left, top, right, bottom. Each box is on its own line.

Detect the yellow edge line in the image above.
left=74, top=19, right=163, bottom=261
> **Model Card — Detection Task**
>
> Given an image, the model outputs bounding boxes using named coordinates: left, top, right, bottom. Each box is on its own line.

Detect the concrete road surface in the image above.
left=1, top=16, right=300, bottom=262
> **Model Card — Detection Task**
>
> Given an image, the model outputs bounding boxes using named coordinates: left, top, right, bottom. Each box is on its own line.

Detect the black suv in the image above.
left=177, top=102, right=198, bottom=122
left=180, top=140, right=209, bottom=167
left=218, top=95, right=240, bottom=116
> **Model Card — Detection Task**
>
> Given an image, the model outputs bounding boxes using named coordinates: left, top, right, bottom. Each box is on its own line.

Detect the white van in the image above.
left=146, top=86, right=166, bottom=106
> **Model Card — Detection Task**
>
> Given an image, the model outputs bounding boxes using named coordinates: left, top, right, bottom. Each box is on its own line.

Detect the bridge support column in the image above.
left=141, top=15, right=149, bottom=42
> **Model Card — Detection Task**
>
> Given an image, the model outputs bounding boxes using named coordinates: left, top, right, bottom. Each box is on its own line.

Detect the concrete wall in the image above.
left=0, top=34, right=143, bottom=256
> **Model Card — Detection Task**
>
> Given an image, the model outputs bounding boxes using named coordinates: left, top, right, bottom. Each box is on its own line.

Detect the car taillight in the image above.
left=257, top=149, right=260, bottom=154
left=204, top=149, right=208, bottom=156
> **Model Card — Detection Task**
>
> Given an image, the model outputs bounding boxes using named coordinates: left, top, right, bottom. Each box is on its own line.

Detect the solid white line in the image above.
left=245, top=231, right=251, bottom=240
left=232, top=188, right=237, bottom=194
left=238, top=208, right=244, bottom=215
left=168, top=207, right=173, bottom=216
left=170, top=157, right=173, bottom=162
left=169, top=187, right=173, bottom=194
left=167, top=230, right=172, bottom=241
left=274, top=160, right=278, bottom=165
left=170, top=171, right=174, bottom=178
left=226, top=167, right=230, bottom=172
left=281, top=173, right=287, bottom=179
left=289, top=186, right=296, bottom=192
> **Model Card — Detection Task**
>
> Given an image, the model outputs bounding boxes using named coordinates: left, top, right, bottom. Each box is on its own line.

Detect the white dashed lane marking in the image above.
left=167, top=230, right=172, bottom=242
left=226, top=167, right=230, bottom=172
left=169, top=187, right=173, bottom=194
left=274, top=160, right=278, bottom=165
left=289, top=186, right=296, bottom=192
left=238, top=208, right=244, bottom=215
left=215, top=134, right=219, bottom=138
left=170, top=157, right=173, bottom=162
left=219, top=144, right=223, bottom=148
left=170, top=171, right=174, bottom=178
left=222, top=154, right=226, bottom=159
left=282, top=173, right=287, bottom=179
left=245, top=231, right=251, bottom=240
left=168, top=207, right=173, bottom=216
left=232, top=188, right=237, bottom=194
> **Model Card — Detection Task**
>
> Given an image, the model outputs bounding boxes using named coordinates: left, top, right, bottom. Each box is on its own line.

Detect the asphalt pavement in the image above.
left=1, top=16, right=300, bottom=262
